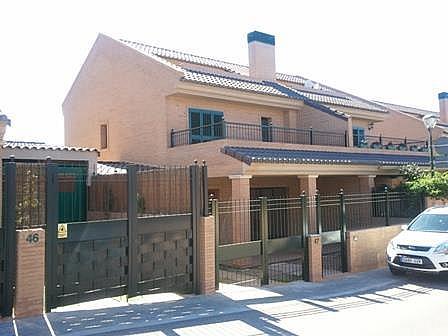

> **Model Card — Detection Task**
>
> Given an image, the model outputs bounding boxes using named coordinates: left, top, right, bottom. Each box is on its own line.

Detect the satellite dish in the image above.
left=435, top=137, right=448, bottom=155
left=304, top=80, right=314, bottom=89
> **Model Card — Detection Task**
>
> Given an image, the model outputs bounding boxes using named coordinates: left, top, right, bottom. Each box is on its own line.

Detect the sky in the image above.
left=0, top=0, right=447, bottom=145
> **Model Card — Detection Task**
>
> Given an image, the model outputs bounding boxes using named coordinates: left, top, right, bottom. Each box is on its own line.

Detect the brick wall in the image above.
left=346, top=225, right=402, bottom=273
left=198, top=216, right=215, bottom=294
left=14, top=229, right=45, bottom=318
left=307, top=235, right=323, bottom=282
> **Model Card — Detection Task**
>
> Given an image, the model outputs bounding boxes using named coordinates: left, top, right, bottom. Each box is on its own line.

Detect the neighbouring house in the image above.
left=63, top=31, right=441, bottom=207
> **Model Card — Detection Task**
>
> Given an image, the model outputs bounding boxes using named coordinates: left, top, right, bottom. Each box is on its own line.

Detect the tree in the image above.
left=401, top=165, right=448, bottom=199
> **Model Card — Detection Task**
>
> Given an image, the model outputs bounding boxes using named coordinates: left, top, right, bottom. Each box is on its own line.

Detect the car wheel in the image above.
left=389, top=265, right=406, bottom=276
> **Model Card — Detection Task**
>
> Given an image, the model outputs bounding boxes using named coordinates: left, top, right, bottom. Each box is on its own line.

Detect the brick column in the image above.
left=346, top=116, right=354, bottom=147
left=358, top=175, right=376, bottom=193
left=298, top=175, right=318, bottom=233
left=358, top=175, right=376, bottom=228
left=15, top=228, right=45, bottom=318
left=198, top=216, right=215, bottom=294
left=229, top=175, right=252, bottom=243
left=307, top=234, right=322, bottom=282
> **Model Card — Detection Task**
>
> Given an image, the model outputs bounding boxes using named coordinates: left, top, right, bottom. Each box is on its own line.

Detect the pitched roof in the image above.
left=119, top=39, right=386, bottom=113
left=222, top=146, right=429, bottom=166
left=374, top=101, right=438, bottom=117
left=182, top=69, right=290, bottom=98
left=96, top=161, right=160, bottom=175
left=3, top=141, right=98, bottom=153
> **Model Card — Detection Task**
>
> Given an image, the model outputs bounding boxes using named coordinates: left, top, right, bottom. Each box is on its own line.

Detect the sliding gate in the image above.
left=46, top=163, right=207, bottom=310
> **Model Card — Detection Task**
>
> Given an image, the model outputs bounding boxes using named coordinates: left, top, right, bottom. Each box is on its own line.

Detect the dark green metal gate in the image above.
left=214, top=195, right=309, bottom=287
left=318, top=192, right=346, bottom=277
left=0, top=227, right=7, bottom=316
left=45, top=163, right=206, bottom=311
left=1, top=162, right=17, bottom=317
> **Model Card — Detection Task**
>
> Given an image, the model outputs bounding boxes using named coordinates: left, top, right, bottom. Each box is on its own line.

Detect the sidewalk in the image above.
left=3, top=268, right=445, bottom=336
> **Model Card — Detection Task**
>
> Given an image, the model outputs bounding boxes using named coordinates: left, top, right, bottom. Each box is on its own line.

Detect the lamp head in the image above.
left=422, top=113, right=439, bottom=129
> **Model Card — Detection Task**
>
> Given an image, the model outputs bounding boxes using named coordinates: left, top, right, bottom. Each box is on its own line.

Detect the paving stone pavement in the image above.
left=3, top=268, right=448, bottom=336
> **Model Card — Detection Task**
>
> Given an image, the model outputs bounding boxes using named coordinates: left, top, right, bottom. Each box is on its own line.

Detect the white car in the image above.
left=387, top=207, right=448, bottom=275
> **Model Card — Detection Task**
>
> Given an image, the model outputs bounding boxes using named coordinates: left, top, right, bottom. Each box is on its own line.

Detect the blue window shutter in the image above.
left=188, top=108, right=224, bottom=144
left=353, top=127, right=365, bottom=147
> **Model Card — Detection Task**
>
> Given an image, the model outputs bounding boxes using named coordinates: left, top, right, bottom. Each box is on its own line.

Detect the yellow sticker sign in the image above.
left=58, top=224, right=68, bottom=239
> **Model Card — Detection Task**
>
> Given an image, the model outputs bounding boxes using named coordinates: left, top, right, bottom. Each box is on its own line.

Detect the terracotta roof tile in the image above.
left=3, top=141, right=98, bottom=153
left=120, top=39, right=386, bottom=113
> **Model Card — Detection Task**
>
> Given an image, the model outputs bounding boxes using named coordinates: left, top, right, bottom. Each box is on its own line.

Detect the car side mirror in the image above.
left=401, top=225, right=408, bottom=231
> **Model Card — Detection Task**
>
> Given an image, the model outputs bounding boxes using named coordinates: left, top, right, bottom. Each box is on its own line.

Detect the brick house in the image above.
left=63, top=31, right=446, bottom=202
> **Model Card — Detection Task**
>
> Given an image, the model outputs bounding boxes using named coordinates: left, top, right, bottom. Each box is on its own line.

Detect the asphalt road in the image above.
left=4, top=268, right=448, bottom=336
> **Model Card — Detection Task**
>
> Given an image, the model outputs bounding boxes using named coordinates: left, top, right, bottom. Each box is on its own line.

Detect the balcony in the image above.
left=170, top=121, right=427, bottom=152
left=171, top=121, right=347, bottom=148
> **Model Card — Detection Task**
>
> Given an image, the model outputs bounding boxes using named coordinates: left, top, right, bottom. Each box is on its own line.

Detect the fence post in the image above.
left=260, top=197, right=269, bottom=285
left=170, top=128, right=174, bottom=147
left=300, top=192, right=310, bottom=281
left=315, top=190, right=322, bottom=235
left=44, top=160, right=58, bottom=312
left=309, top=127, right=313, bottom=145
left=127, top=164, right=138, bottom=298
left=212, top=199, right=220, bottom=290
left=2, top=161, right=17, bottom=317
left=190, top=162, right=201, bottom=294
left=385, top=186, right=390, bottom=226
left=339, top=189, right=348, bottom=273
left=222, top=120, right=227, bottom=139
left=201, top=161, right=208, bottom=216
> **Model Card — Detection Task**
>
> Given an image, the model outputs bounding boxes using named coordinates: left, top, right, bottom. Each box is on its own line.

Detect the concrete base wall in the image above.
left=426, top=197, right=448, bottom=208
left=346, top=225, right=402, bottom=273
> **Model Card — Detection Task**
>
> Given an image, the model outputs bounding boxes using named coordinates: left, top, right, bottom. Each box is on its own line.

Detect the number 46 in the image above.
left=26, top=233, right=39, bottom=244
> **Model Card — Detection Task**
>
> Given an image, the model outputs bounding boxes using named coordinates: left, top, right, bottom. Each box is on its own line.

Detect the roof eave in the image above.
left=174, top=81, right=306, bottom=109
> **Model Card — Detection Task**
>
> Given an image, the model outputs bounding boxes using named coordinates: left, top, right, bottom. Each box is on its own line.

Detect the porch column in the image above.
left=298, top=175, right=318, bottom=234
left=346, top=116, right=354, bottom=147
left=358, top=175, right=376, bottom=228
left=229, top=175, right=252, bottom=243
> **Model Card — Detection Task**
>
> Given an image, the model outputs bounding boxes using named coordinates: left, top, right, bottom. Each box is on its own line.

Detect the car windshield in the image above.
left=408, top=214, right=448, bottom=232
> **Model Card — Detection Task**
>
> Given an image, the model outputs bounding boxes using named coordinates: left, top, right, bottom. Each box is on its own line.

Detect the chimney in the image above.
left=248, top=31, right=276, bottom=81
left=439, top=92, right=448, bottom=124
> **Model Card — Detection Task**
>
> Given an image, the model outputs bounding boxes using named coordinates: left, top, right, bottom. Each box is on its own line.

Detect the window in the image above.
left=188, top=108, right=224, bottom=143
left=261, top=117, right=273, bottom=142
left=100, top=124, right=108, bottom=149
left=352, top=127, right=365, bottom=147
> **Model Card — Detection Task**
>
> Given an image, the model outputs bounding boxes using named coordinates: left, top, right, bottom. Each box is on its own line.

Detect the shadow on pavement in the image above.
left=4, top=268, right=448, bottom=336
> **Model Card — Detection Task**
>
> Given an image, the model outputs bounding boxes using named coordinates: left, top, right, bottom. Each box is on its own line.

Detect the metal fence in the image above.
left=214, top=196, right=307, bottom=287
left=171, top=121, right=347, bottom=147
left=357, top=135, right=427, bottom=151
left=214, top=189, right=424, bottom=286
left=15, top=162, right=46, bottom=229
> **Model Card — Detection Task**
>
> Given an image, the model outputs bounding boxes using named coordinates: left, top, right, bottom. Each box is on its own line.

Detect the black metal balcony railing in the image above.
left=356, top=135, right=428, bottom=152
left=170, top=121, right=348, bottom=148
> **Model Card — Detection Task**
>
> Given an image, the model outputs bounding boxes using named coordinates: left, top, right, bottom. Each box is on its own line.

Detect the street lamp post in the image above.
left=422, top=114, right=439, bottom=176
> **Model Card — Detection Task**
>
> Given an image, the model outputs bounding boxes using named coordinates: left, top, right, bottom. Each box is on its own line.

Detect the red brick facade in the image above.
left=14, top=229, right=45, bottom=318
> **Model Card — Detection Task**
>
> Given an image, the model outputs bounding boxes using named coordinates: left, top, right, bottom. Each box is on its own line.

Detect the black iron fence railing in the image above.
left=170, top=121, right=348, bottom=148
left=356, top=135, right=428, bottom=151
left=214, top=189, right=424, bottom=246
